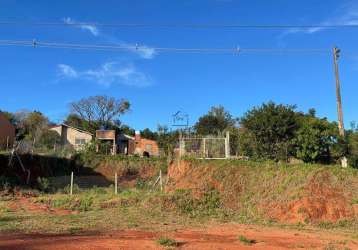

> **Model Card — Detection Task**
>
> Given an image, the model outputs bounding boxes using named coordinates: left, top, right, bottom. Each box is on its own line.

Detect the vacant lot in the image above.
left=1, top=159, right=358, bottom=249
left=0, top=187, right=357, bottom=249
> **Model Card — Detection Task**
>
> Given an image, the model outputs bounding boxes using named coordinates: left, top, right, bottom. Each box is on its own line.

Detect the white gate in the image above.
left=179, top=132, right=230, bottom=159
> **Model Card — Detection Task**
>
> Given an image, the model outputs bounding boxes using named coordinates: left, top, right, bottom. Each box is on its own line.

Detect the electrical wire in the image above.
left=1, top=21, right=358, bottom=30
left=0, top=39, right=338, bottom=55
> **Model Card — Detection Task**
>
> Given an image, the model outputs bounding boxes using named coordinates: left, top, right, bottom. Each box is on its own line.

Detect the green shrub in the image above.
left=63, top=184, right=81, bottom=194
left=156, top=237, right=179, bottom=247
left=37, top=177, right=51, bottom=192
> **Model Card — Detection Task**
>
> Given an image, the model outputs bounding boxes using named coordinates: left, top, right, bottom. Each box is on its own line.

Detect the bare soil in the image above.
left=0, top=224, right=357, bottom=250
left=167, top=160, right=358, bottom=223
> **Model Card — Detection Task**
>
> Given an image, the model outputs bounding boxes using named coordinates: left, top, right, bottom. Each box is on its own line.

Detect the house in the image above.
left=0, top=112, right=15, bottom=150
left=50, top=124, right=93, bottom=150
left=95, top=129, right=117, bottom=155
left=132, top=131, right=159, bottom=157
left=95, top=130, right=159, bottom=157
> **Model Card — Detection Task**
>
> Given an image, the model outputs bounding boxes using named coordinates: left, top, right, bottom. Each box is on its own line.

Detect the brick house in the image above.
left=132, top=131, right=159, bottom=157
left=96, top=130, right=159, bottom=157
left=0, top=112, right=15, bottom=149
left=50, top=124, right=93, bottom=150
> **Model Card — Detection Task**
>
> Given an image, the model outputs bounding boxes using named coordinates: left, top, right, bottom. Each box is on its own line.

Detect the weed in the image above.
left=37, top=177, right=51, bottom=193
left=156, top=237, right=179, bottom=247
left=238, top=235, right=256, bottom=245
left=318, top=221, right=334, bottom=229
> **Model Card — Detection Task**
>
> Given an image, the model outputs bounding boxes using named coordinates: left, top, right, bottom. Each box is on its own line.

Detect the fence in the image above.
left=48, top=171, right=164, bottom=195
left=179, top=131, right=230, bottom=159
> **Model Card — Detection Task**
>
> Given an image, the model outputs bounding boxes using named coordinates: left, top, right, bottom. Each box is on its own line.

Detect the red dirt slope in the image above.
left=166, top=160, right=358, bottom=223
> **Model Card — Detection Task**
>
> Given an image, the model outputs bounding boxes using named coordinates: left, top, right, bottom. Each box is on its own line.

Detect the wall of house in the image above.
left=65, top=127, right=92, bottom=149
left=0, top=113, right=15, bottom=149
left=51, top=126, right=92, bottom=150
left=133, top=132, right=159, bottom=156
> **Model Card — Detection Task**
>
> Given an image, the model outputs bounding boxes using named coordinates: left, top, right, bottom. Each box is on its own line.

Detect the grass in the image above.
left=238, top=235, right=256, bottom=245
left=1, top=158, right=358, bottom=236
left=156, top=237, right=179, bottom=247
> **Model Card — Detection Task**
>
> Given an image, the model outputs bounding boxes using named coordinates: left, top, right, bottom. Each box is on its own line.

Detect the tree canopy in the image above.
left=69, top=95, right=130, bottom=133
left=195, top=106, right=237, bottom=135
left=240, top=102, right=298, bottom=161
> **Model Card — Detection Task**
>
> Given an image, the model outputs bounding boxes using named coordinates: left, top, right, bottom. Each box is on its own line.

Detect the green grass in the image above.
left=238, top=235, right=256, bottom=245
left=1, top=158, right=358, bottom=236
left=156, top=237, right=179, bottom=247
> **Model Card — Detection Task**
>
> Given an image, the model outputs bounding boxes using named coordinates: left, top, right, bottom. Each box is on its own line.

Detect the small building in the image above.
left=95, top=130, right=159, bottom=157
left=132, top=131, right=159, bottom=157
left=95, top=130, right=117, bottom=155
left=0, top=112, right=15, bottom=149
left=50, top=124, right=93, bottom=150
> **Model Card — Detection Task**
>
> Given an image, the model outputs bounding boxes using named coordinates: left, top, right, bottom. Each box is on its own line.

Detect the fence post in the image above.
left=159, top=169, right=163, bottom=192
left=179, top=132, right=183, bottom=158
left=70, top=172, right=74, bottom=195
left=6, top=136, right=9, bottom=151
left=225, top=131, right=230, bottom=159
left=114, top=172, right=118, bottom=195
left=203, top=138, right=206, bottom=158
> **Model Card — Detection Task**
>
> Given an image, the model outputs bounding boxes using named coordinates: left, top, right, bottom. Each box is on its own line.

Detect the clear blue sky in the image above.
left=1, top=0, right=358, bottom=130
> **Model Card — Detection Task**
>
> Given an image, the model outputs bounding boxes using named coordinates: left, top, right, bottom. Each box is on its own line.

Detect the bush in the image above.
left=169, top=188, right=222, bottom=217
left=240, top=102, right=298, bottom=161
left=63, top=184, right=81, bottom=194
left=156, top=237, right=179, bottom=247
left=37, top=177, right=51, bottom=193
left=38, top=130, right=61, bottom=150
left=294, top=117, right=341, bottom=163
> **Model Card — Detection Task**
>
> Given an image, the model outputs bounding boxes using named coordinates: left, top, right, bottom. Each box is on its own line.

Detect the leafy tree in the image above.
left=294, top=116, right=340, bottom=163
left=119, top=125, right=135, bottom=136
left=69, top=95, right=130, bottom=133
left=38, top=130, right=62, bottom=149
left=141, top=128, right=158, bottom=140
left=240, top=102, right=299, bottom=161
left=195, top=106, right=237, bottom=135
left=347, top=130, right=358, bottom=168
left=0, top=110, right=15, bottom=125
left=64, top=114, right=89, bottom=131
left=12, top=110, right=48, bottom=141
left=157, top=125, right=178, bottom=158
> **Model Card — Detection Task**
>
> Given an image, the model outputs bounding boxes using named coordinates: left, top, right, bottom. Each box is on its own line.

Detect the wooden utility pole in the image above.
left=333, top=46, right=348, bottom=167
left=333, top=47, right=345, bottom=137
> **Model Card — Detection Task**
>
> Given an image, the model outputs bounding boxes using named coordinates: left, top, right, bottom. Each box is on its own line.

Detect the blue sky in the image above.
left=0, top=0, right=358, bottom=130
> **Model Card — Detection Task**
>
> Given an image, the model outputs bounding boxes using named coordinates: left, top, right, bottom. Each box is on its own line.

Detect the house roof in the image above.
left=54, top=123, right=93, bottom=136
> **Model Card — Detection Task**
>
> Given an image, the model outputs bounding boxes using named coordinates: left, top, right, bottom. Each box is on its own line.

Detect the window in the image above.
left=75, top=138, right=87, bottom=145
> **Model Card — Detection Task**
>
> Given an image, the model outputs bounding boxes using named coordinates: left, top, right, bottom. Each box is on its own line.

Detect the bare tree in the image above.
left=69, top=95, right=130, bottom=131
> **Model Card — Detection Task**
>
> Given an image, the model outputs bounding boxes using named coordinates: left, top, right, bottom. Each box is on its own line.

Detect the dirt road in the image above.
left=0, top=224, right=357, bottom=250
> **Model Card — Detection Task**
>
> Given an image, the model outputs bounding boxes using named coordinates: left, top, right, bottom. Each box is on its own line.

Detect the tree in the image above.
left=141, top=128, right=158, bottom=140
left=38, top=130, right=61, bottom=149
left=12, top=110, right=49, bottom=141
left=347, top=129, right=358, bottom=168
left=157, top=125, right=178, bottom=157
left=195, top=106, right=237, bottom=135
left=240, top=102, right=299, bottom=161
left=294, top=116, right=340, bottom=163
left=119, top=125, right=135, bottom=136
left=0, top=110, right=15, bottom=125
left=69, top=95, right=130, bottom=133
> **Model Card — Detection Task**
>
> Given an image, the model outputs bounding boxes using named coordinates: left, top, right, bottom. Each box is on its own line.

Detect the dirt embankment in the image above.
left=94, top=159, right=160, bottom=188
left=166, top=160, right=358, bottom=224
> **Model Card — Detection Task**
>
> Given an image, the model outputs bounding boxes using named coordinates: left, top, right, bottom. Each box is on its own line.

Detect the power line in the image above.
left=0, top=39, right=338, bottom=55
left=1, top=21, right=358, bottom=30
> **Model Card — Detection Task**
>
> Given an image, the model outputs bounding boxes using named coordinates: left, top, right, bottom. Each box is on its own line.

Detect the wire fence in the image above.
left=179, top=132, right=230, bottom=159
left=48, top=171, right=164, bottom=195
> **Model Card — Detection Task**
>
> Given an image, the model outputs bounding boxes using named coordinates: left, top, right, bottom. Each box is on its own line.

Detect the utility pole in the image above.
left=333, top=46, right=348, bottom=168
